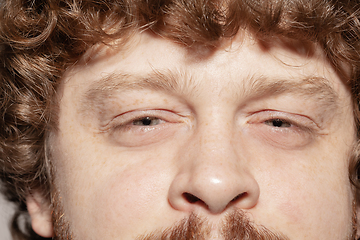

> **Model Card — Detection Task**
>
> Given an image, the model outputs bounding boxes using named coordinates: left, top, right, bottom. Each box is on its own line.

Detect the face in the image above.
left=41, top=31, right=357, bottom=239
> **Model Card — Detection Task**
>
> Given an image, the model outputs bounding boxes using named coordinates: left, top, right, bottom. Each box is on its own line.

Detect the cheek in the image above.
left=84, top=153, right=182, bottom=239
left=51, top=110, right=189, bottom=238
left=253, top=147, right=354, bottom=238
left=55, top=142, right=179, bottom=238
left=93, top=164, right=169, bottom=223
left=238, top=124, right=354, bottom=237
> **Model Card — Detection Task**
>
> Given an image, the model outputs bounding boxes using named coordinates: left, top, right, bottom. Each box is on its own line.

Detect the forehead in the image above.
left=67, top=31, right=341, bottom=83
left=59, top=30, right=349, bottom=109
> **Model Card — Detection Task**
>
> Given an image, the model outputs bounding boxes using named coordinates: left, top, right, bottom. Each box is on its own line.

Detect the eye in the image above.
left=101, top=109, right=189, bottom=147
left=246, top=110, right=319, bottom=149
left=132, top=117, right=162, bottom=126
left=264, top=118, right=291, bottom=128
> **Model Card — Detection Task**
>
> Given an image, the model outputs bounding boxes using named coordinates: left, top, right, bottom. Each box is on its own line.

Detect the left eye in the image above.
left=132, top=117, right=162, bottom=126
left=264, top=118, right=291, bottom=128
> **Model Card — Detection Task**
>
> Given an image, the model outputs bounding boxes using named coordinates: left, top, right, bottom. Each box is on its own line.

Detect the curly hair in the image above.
left=1, top=0, right=360, bottom=239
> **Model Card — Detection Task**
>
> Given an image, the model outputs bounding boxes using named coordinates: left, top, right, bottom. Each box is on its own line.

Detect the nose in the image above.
left=168, top=124, right=260, bottom=214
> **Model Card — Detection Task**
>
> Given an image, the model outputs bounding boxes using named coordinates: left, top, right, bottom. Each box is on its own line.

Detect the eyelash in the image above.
left=100, top=110, right=188, bottom=147
left=101, top=108, right=319, bottom=150
left=264, top=118, right=292, bottom=128
left=245, top=110, right=319, bottom=149
left=250, top=110, right=315, bottom=130
left=106, top=110, right=314, bottom=132
left=103, top=110, right=179, bottom=132
left=131, top=116, right=163, bottom=126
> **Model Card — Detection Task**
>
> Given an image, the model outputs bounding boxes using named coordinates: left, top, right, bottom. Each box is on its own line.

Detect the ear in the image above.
left=26, top=192, right=54, bottom=238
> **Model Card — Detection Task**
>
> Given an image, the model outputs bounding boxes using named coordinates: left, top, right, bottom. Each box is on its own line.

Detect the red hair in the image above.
left=1, top=0, right=360, bottom=239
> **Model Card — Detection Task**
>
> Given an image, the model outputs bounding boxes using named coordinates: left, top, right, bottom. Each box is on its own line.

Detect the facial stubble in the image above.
left=50, top=186, right=297, bottom=240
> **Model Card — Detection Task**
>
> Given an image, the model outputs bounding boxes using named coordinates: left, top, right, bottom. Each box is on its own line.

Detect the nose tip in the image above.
left=168, top=170, right=260, bottom=214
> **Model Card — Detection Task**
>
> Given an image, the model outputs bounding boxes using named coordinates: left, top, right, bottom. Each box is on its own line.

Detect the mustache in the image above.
left=137, top=210, right=289, bottom=240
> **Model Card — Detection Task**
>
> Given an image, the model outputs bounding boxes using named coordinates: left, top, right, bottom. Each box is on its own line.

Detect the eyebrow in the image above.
left=80, top=70, right=338, bottom=117
left=80, top=70, right=197, bottom=115
left=243, top=75, right=338, bottom=108
left=85, top=71, right=190, bottom=101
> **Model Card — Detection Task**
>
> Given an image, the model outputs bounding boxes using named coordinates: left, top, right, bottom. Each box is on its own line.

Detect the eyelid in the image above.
left=247, top=110, right=320, bottom=131
left=245, top=110, right=325, bottom=149
left=99, top=109, right=185, bottom=132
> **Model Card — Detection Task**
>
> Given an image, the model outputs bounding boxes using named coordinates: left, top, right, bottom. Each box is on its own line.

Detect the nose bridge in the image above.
left=168, top=118, right=260, bottom=214
left=194, top=104, right=236, bottom=158
left=194, top=121, right=238, bottom=171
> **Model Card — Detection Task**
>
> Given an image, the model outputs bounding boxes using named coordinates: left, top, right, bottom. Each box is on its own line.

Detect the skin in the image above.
left=27, top=31, right=357, bottom=239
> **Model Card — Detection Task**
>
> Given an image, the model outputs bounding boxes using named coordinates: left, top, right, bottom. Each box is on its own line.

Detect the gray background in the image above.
left=0, top=193, right=14, bottom=240
left=0, top=0, right=13, bottom=235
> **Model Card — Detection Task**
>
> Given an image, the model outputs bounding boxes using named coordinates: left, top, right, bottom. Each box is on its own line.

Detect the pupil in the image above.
left=272, top=119, right=283, bottom=127
left=141, top=117, right=152, bottom=125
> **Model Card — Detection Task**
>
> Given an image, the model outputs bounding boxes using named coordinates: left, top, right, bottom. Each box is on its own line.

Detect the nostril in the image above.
left=183, top=192, right=201, bottom=203
left=231, top=193, right=247, bottom=202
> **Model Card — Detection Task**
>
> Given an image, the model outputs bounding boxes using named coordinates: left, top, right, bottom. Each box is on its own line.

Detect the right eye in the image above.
left=264, top=118, right=291, bottom=128
left=132, top=117, right=162, bottom=126
left=102, top=109, right=188, bottom=147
